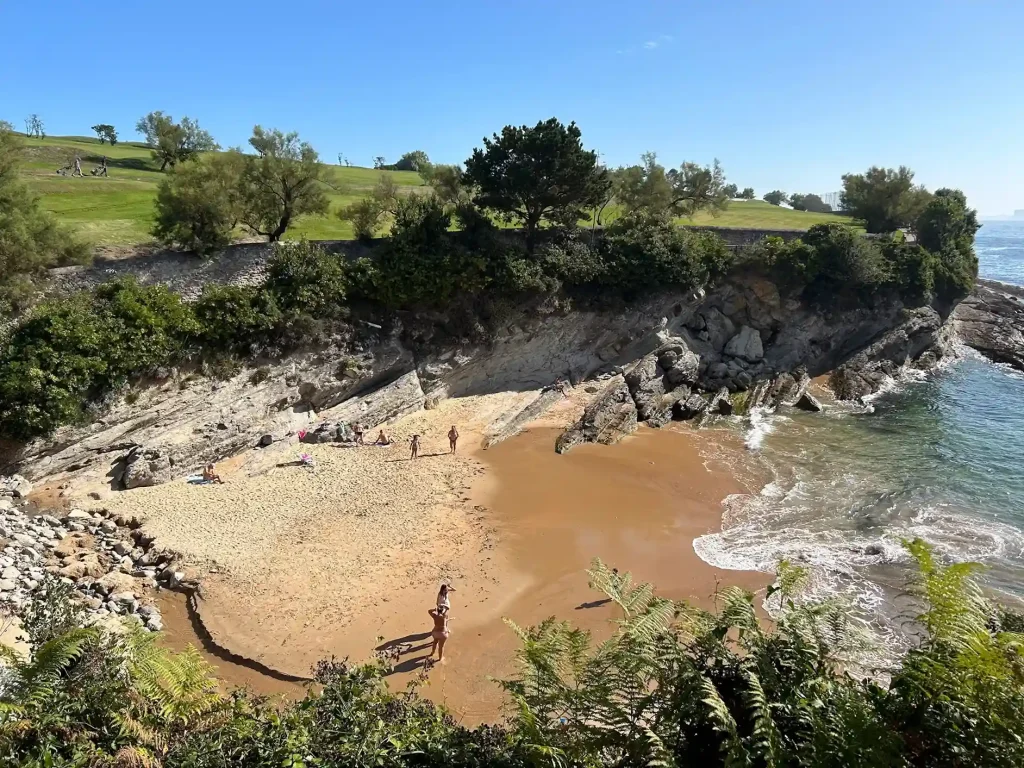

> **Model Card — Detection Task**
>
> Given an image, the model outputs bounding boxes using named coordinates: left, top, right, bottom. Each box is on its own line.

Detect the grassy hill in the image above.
left=21, top=135, right=855, bottom=250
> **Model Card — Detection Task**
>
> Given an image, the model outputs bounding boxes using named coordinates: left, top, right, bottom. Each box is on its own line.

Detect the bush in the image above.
left=916, top=188, right=979, bottom=303
left=265, top=240, right=348, bottom=318
left=193, top=284, right=283, bottom=354
left=0, top=126, right=90, bottom=312
left=152, top=153, right=243, bottom=255
left=363, top=196, right=488, bottom=308
left=597, top=212, right=726, bottom=299
left=0, top=278, right=198, bottom=439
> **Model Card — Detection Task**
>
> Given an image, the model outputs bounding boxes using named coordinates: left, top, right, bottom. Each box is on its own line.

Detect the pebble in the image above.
left=0, top=579, right=15, bottom=591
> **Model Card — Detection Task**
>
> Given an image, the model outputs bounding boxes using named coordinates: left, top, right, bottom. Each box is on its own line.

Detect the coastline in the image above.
left=148, top=395, right=768, bottom=723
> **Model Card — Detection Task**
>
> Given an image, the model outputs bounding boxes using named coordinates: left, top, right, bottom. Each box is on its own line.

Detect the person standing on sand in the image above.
left=436, top=583, right=455, bottom=611
left=428, top=606, right=450, bottom=662
left=410, top=434, right=420, bottom=459
left=353, top=423, right=364, bottom=445
left=448, top=425, right=459, bottom=454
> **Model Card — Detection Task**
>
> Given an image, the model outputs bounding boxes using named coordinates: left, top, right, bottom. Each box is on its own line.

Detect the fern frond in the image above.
left=700, top=675, right=749, bottom=768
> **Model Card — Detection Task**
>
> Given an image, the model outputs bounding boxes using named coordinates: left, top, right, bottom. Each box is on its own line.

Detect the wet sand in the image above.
left=161, top=421, right=767, bottom=723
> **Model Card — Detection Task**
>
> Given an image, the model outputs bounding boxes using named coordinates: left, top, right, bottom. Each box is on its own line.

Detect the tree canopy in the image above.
left=136, top=111, right=218, bottom=171
left=790, top=192, right=832, bottom=213
left=392, top=150, right=431, bottom=172
left=238, top=126, right=330, bottom=241
left=739, top=187, right=756, bottom=199
left=463, top=117, right=609, bottom=249
left=763, top=189, right=788, bottom=206
left=840, top=165, right=933, bottom=233
left=90, top=124, right=118, bottom=145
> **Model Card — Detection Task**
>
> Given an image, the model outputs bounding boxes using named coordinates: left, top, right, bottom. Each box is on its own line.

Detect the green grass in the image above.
left=20, top=135, right=856, bottom=249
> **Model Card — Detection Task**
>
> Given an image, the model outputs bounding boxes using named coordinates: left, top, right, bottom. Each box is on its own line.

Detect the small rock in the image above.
left=6, top=475, right=32, bottom=499
left=138, top=604, right=158, bottom=618
left=12, top=533, right=36, bottom=548
left=40, top=515, right=62, bottom=528
left=794, top=393, right=823, bottom=412
left=113, top=541, right=131, bottom=557
left=146, top=617, right=164, bottom=632
left=67, top=509, right=92, bottom=520
left=258, top=434, right=274, bottom=448
left=1, top=566, right=18, bottom=580
left=0, top=579, right=16, bottom=591
left=100, top=520, right=117, bottom=533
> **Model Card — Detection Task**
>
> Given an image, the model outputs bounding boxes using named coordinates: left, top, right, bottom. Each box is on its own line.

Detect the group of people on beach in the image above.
left=348, top=423, right=459, bottom=460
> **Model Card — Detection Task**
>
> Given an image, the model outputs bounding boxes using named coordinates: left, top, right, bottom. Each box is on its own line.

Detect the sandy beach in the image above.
left=121, top=390, right=767, bottom=723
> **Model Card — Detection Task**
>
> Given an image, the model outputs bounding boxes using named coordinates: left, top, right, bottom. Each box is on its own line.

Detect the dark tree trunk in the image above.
left=269, top=210, right=292, bottom=242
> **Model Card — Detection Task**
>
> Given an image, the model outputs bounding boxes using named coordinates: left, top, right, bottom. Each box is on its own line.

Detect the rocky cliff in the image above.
left=3, top=269, right=958, bottom=487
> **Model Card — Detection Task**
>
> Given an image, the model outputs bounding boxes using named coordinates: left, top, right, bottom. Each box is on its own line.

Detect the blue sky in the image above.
left=2, top=0, right=1022, bottom=214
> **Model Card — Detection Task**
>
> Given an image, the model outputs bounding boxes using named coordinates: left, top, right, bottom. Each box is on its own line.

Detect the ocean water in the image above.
left=694, top=219, right=1024, bottom=642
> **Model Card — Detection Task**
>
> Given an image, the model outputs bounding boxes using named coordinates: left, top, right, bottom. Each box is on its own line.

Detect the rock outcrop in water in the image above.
left=952, top=279, right=1024, bottom=371
left=2, top=271, right=960, bottom=480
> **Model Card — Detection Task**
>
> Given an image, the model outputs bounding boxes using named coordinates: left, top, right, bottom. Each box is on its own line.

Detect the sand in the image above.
left=105, top=388, right=767, bottom=723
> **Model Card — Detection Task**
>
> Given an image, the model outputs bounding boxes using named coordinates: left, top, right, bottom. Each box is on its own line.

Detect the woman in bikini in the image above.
left=427, top=605, right=450, bottom=662
left=448, top=425, right=459, bottom=454
left=410, top=434, right=420, bottom=459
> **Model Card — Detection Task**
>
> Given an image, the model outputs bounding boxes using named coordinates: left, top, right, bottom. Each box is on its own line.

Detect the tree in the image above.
left=419, top=163, right=467, bottom=206
left=152, top=151, right=244, bottom=255
left=24, top=114, right=44, bottom=139
left=739, top=187, right=755, bottom=200
left=0, top=125, right=89, bottom=312
left=723, top=183, right=739, bottom=198
left=90, top=124, right=118, bottom=145
left=790, top=192, right=832, bottom=213
left=763, top=189, right=788, bottom=206
left=916, top=188, right=979, bottom=301
left=393, top=150, right=431, bottom=172
left=136, top=111, right=218, bottom=171
left=840, top=165, right=932, bottom=233
left=464, top=117, right=610, bottom=251
left=235, top=126, right=329, bottom=242
left=667, top=159, right=729, bottom=218
left=373, top=156, right=387, bottom=169
left=338, top=174, right=400, bottom=239
left=615, top=152, right=673, bottom=215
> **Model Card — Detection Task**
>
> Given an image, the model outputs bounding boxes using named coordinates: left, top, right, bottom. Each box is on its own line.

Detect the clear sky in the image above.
left=2, top=0, right=1022, bottom=214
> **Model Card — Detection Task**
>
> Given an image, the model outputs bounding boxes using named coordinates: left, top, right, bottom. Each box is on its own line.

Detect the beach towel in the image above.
left=187, top=475, right=214, bottom=485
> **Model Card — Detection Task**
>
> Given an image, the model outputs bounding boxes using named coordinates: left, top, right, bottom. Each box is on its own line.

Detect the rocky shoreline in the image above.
left=1, top=475, right=195, bottom=635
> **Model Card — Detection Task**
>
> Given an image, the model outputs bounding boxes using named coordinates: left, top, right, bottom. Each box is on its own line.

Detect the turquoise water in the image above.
left=695, top=220, right=1024, bottom=640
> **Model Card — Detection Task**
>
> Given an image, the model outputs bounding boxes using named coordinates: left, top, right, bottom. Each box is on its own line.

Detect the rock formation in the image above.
left=952, top=280, right=1024, bottom=371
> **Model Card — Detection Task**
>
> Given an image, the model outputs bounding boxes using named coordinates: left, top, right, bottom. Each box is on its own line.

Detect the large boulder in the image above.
left=662, top=348, right=700, bottom=387
left=624, top=354, right=663, bottom=422
left=300, top=422, right=356, bottom=444
left=708, top=387, right=734, bottom=416
left=724, top=326, right=764, bottom=363
left=122, top=447, right=172, bottom=490
left=674, top=394, right=709, bottom=421
left=555, top=377, right=638, bottom=454
left=3, top=475, right=33, bottom=499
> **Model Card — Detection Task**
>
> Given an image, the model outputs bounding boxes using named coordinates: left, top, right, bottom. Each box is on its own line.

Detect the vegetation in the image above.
left=90, top=124, right=118, bottom=145
left=739, top=187, right=755, bottom=200
left=840, top=166, right=933, bottom=234
left=789, top=192, right=832, bottom=213
left=0, top=124, right=90, bottom=312
left=609, top=153, right=729, bottom=222
left=763, top=190, right=788, bottom=206
left=463, top=118, right=610, bottom=250
left=152, top=153, right=244, bottom=255
left=3, top=541, right=1023, bottom=767
left=136, top=111, right=219, bottom=171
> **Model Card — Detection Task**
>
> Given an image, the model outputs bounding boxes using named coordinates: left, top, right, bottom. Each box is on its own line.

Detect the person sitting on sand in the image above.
left=202, top=463, right=224, bottom=484
left=437, top=583, right=455, bottom=611
left=428, top=606, right=450, bottom=662
left=410, top=434, right=420, bottom=459
left=448, top=425, right=459, bottom=454
left=375, top=430, right=390, bottom=445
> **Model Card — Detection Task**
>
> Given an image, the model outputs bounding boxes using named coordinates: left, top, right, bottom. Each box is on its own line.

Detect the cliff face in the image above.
left=6, top=269, right=954, bottom=490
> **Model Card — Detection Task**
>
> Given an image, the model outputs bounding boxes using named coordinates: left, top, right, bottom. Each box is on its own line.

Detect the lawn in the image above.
left=21, top=135, right=855, bottom=248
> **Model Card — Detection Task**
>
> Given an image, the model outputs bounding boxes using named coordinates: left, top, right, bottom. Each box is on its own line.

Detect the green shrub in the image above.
left=0, top=126, right=91, bottom=312
left=193, top=284, right=283, bottom=354
left=0, top=278, right=198, bottom=439
left=916, top=188, right=979, bottom=303
left=366, top=196, right=488, bottom=308
left=152, top=153, right=243, bottom=255
left=597, top=212, right=723, bottom=299
left=265, top=240, right=348, bottom=318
